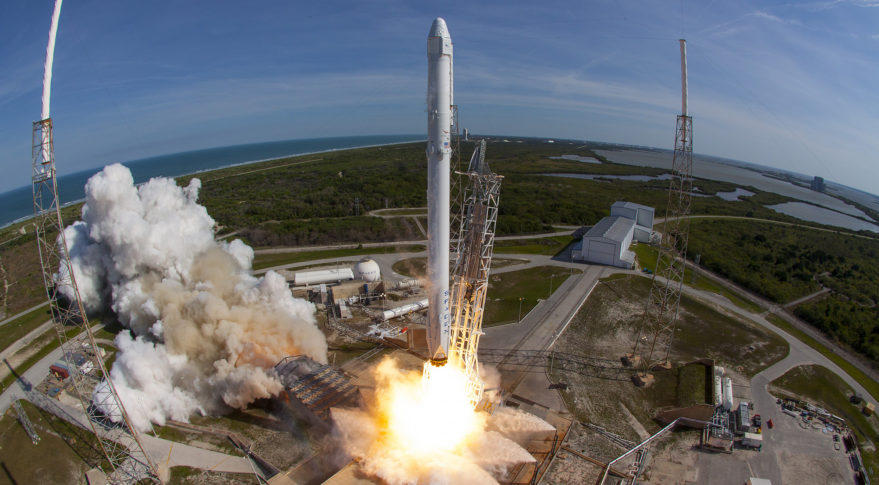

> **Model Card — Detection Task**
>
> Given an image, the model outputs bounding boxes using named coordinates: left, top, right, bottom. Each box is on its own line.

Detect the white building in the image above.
left=610, top=201, right=654, bottom=243
left=572, top=216, right=636, bottom=268
left=573, top=201, right=654, bottom=268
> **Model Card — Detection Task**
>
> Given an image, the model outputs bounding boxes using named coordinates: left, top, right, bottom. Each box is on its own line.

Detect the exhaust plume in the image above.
left=332, top=357, right=552, bottom=484
left=61, top=164, right=326, bottom=430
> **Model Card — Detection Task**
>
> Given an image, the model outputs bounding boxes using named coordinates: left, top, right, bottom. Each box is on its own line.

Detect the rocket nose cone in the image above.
left=429, top=17, right=449, bottom=38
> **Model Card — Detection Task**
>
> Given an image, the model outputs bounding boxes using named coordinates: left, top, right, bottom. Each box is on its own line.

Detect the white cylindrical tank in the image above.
left=293, top=268, right=354, bottom=286
left=714, top=366, right=725, bottom=377
left=382, top=299, right=429, bottom=321
left=714, top=376, right=723, bottom=407
left=394, top=279, right=423, bottom=289
left=722, top=377, right=734, bottom=411
left=353, top=258, right=381, bottom=282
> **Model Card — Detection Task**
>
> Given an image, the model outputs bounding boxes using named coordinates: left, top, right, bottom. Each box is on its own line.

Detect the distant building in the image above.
left=810, top=176, right=825, bottom=192
left=572, top=201, right=655, bottom=269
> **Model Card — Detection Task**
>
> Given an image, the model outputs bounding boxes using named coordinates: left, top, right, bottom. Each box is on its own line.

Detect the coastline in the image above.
left=0, top=136, right=425, bottom=229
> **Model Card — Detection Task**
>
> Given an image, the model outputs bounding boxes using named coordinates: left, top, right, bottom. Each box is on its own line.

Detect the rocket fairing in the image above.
left=426, top=17, right=453, bottom=366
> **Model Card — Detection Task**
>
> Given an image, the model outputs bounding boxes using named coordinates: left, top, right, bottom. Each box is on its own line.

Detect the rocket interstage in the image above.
left=426, top=17, right=453, bottom=367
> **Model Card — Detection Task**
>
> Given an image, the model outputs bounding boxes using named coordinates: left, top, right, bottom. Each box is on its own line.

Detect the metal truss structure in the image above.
left=448, top=140, right=503, bottom=408
left=31, top=119, right=162, bottom=484
left=631, top=114, right=694, bottom=371
left=478, top=349, right=630, bottom=382
left=628, top=40, right=694, bottom=374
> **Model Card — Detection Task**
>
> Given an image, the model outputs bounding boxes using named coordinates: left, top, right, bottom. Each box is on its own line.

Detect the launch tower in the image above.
left=448, top=140, right=502, bottom=408
left=628, top=39, right=694, bottom=381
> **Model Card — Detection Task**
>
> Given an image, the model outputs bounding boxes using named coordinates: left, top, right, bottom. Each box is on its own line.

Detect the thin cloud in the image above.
left=750, top=10, right=802, bottom=25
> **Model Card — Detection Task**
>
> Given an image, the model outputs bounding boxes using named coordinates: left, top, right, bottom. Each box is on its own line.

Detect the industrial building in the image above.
left=610, top=201, right=654, bottom=243
left=572, top=201, right=654, bottom=268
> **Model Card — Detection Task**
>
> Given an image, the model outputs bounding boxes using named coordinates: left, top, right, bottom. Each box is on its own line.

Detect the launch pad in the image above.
left=310, top=348, right=574, bottom=485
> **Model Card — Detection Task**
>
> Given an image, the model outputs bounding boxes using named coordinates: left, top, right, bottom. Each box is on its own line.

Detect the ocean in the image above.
left=0, top=135, right=423, bottom=228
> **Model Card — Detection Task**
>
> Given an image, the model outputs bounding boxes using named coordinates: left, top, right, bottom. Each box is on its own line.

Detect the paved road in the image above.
left=252, top=227, right=577, bottom=255
left=480, top=264, right=608, bottom=413
left=0, top=338, right=253, bottom=476
left=683, top=257, right=879, bottom=389
left=783, top=286, right=831, bottom=309
left=0, top=320, right=52, bottom=361
left=0, top=301, right=48, bottom=327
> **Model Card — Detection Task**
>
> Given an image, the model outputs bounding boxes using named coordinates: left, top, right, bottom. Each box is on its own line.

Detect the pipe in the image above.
left=679, top=39, right=688, bottom=117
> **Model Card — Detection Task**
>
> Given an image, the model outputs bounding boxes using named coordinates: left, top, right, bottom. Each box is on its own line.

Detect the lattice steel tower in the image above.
left=448, top=140, right=502, bottom=408
left=32, top=119, right=162, bottom=484
left=628, top=39, right=694, bottom=379
left=31, top=2, right=162, bottom=482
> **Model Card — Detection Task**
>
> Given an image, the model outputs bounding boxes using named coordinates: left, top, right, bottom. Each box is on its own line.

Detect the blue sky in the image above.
left=1, top=1, right=878, bottom=195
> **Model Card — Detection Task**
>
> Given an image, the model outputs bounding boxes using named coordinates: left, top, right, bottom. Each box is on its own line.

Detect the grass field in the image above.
left=252, top=245, right=424, bottom=271
left=649, top=362, right=711, bottom=409
left=766, top=314, right=879, bottom=403
left=483, top=266, right=580, bottom=326
left=770, top=364, right=879, bottom=482
left=0, top=304, right=51, bottom=353
left=0, top=400, right=97, bottom=485
left=493, top=235, right=575, bottom=256
left=631, top=243, right=762, bottom=313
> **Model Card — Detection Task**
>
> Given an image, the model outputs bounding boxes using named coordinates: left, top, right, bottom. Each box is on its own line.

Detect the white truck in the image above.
left=742, top=432, right=763, bottom=450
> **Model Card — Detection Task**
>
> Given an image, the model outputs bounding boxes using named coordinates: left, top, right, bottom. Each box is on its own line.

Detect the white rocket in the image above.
left=426, top=17, right=453, bottom=366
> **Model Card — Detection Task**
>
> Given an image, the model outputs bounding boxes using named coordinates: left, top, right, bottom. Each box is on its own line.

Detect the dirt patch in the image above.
left=777, top=452, right=848, bottom=485
left=551, top=274, right=786, bottom=435
left=639, top=430, right=701, bottom=484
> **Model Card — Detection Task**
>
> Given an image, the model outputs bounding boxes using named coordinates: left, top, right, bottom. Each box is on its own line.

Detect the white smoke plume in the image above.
left=61, top=163, right=326, bottom=430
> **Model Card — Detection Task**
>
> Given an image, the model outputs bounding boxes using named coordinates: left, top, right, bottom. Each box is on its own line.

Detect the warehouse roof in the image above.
left=584, top=216, right=634, bottom=243
left=612, top=200, right=654, bottom=212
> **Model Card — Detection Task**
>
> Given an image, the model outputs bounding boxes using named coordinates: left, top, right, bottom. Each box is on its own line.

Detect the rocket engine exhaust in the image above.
left=426, top=17, right=453, bottom=367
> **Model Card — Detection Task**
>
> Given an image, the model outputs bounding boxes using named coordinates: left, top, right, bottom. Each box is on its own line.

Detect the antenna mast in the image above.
left=627, top=39, right=694, bottom=384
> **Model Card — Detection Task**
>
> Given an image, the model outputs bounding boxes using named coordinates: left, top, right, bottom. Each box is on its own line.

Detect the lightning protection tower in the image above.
left=627, top=39, right=694, bottom=383
left=33, top=119, right=162, bottom=484
left=31, top=2, right=162, bottom=482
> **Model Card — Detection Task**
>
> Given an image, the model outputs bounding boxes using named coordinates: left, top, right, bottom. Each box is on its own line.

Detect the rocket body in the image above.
left=426, top=18, right=453, bottom=366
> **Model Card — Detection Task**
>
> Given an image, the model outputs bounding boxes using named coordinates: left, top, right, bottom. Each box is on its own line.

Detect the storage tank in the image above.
left=722, top=377, right=734, bottom=411
left=293, top=268, right=354, bottom=286
left=382, top=299, right=429, bottom=321
left=714, top=375, right=723, bottom=407
left=394, top=279, right=423, bottom=289
left=353, top=258, right=381, bottom=282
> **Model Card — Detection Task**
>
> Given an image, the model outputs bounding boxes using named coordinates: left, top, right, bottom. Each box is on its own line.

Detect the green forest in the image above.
left=4, top=138, right=879, bottom=365
left=688, top=219, right=879, bottom=360
left=190, top=139, right=808, bottom=246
